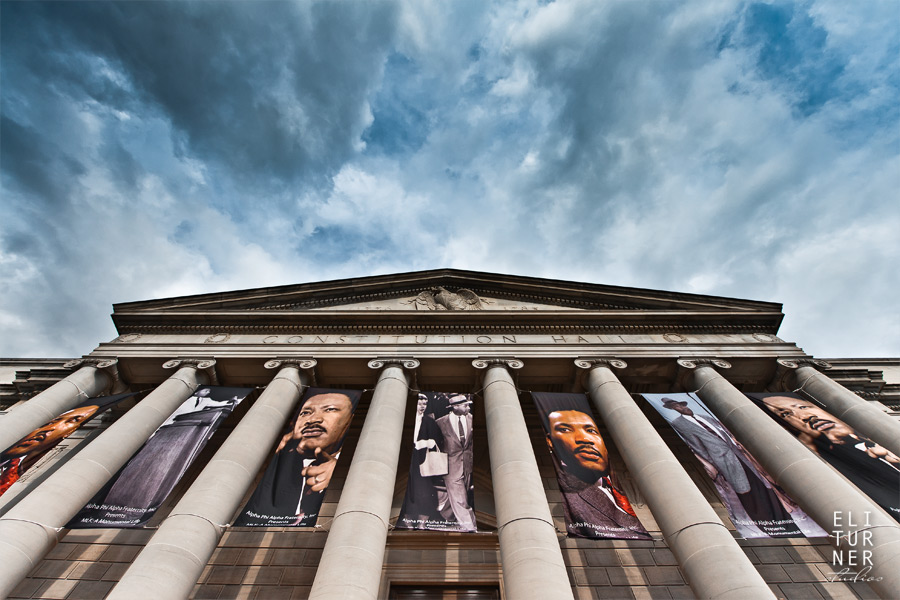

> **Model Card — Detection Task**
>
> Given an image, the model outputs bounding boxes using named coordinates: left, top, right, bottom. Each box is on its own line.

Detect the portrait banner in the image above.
left=69, top=386, right=252, bottom=528
left=747, top=392, right=900, bottom=523
left=643, top=393, right=826, bottom=538
left=395, top=392, right=477, bottom=532
left=1, top=392, right=137, bottom=498
left=235, top=387, right=362, bottom=527
left=532, top=392, right=651, bottom=540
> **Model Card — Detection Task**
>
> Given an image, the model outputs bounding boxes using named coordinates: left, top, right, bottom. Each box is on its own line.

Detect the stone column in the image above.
left=682, top=358, right=900, bottom=598
left=307, top=357, right=419, bottom=600
left=108, top=359, right=315, bottom=600
left=777, top=358, right=900, bottom=457
left=0, top=359, right=212, bottom=599
left=577, top=358, right=773, bottom=599
left=474, top=358, right=573, bottom=600
left=0, top=359, right=122, bottom=453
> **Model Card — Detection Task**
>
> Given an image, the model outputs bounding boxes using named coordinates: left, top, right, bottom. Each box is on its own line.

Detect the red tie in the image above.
left=0, top=458, right=23, bottom=496
left=604, top=477, right=637, bottom=517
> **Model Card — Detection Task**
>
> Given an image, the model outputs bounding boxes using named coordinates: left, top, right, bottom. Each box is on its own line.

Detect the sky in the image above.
left=1, top=0, right=898, bottom=359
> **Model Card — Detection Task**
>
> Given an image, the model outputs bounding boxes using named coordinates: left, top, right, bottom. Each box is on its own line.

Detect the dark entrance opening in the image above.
left=388, top=584, right=501, bottom=600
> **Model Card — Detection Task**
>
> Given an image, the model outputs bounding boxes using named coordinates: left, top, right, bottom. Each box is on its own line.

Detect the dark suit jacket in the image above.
left=558, top=470, right=651, bottom=540
left=435, top=413, right=473, bottom=482
left=669, top=414, right=752, bottom=493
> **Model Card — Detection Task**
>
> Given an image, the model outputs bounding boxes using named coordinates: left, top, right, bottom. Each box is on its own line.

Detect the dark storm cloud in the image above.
left=0, top=116, right=86, bottom=208
left=4, top=1, right=398, bottom=183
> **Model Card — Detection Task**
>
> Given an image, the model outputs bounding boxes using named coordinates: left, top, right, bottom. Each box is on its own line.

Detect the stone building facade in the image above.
left=1, top=269, right=898, bottom=600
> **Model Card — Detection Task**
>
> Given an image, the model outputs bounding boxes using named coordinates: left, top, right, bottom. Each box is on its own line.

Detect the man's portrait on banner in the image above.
left=644, top=393, right=825, bottom=538
left=533, top=392, right=651, bottom=540
left=236, top=388, right=361, bottom=527
left=748, top=392, right=900, bottom=522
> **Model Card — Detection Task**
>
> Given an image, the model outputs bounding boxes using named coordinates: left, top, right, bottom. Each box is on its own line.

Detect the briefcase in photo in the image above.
left=420, top=448, right=449, bottom=477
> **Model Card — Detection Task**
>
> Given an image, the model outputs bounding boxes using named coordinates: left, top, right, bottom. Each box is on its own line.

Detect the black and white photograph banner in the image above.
left=532, top=392, right=651, bottom=540
left=1, top=392, right=136, bottom=498
left=68, top=386, right=251, bottom=528
left=395, top=392, right=477, bottom=532
left=643, top=393, right=826, bottom=538
left=747, top=392, right=900, bottom=522
left=235, top=387, right=362, bottom=527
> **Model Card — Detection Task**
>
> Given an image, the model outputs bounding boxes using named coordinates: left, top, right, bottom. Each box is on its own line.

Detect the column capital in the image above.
left=63, top=357, right=125, bottom=394
left=676, top=358, right=731, bottom=391
left=264, top=357, right=318, bottom=370
left=366, top=357, right=420, bottom=370
left=162, top=358, right=218, bottom=384
left=676, top=357, right=732, bottom=370
left=574, top=357, right=628, bottom=370
left=471, top=357, right=524, bottom=370
left=776, top=357, right=832, bottom=370
left=768, top=357, right=830, bottom=391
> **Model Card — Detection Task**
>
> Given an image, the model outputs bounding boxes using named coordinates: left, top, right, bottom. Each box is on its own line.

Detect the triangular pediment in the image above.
left=110, top=269, right=784, bottom=333
left=306, top=294, right=582, bottom=312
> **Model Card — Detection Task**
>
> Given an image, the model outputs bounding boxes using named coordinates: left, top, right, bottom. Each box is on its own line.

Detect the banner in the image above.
left=532, top=392, right=651, bottom=539
left=643, top=393, right=825, bottom=538
left=395, top=392, right=477, bottom=532
left=747, top=392, right=900, bottom=523
left=235, top=387, right=362, bottom=527
left=1, top=392, right=136, bottom=498
left=69, top=386, right=251, bottom=528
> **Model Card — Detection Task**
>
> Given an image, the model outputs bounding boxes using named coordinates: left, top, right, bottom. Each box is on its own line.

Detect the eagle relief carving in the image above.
left=405, top=287, right=491, bottom=311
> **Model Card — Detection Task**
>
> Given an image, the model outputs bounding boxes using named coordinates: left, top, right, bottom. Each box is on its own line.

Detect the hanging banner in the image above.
left=1, top=392, right=136, bottom=498
left=532, top=392, right=651, bottom=540
left=747, top=392, right=900, bottom=523
left=643, top=393, right=825, bottom=538
left=69, top=386, right=252, bottom=528
left=395, top=392, right=477, bottom=532
left=235, top=387, right=362, bottom=527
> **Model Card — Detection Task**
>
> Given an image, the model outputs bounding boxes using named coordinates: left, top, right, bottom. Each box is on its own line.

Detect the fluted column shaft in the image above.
left=584, top=362, right=773, bottom=599
left=691, top=364, right=900, bottom=599
left=793, top=364, right=900, bottom=457
left=482, top=362, right=573, bottom=600
left=0, top=365, right=207, bottom=599
left=109, top=364, right=309, bottom=600
left=0, top=366, right=112, bottom=453
left=308, top=361, right=412, bottom=600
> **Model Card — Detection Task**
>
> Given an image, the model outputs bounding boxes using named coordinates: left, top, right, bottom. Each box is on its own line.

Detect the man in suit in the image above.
left=661, top=397, right=795, bottom=532
left=546, top=409, right=651, bottom=539
left=435, top=395, right=476, bottom=531
left=236, top=392, right=354, bottom=526
left=757, top=394, right=899, bottom=522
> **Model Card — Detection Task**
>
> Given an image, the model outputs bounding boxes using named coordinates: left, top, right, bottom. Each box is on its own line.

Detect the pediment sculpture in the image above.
left=405, top=287, right=491, bottom=311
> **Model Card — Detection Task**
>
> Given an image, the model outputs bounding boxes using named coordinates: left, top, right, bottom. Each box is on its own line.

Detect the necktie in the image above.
left=0, top=458, right=23, bottom=496
left=603, top=477, right=637, bottom=517
left=456, top=416, right=466, bottom=444
left=696, top=417, right=725, bottom=439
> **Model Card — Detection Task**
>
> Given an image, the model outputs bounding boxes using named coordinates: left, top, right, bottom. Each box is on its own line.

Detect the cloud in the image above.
left=1, top=0, right=897, bottom=359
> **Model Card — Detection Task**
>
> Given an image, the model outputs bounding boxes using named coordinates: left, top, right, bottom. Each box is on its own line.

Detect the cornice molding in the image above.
left=112, top=269, right=784, bottom=316
left=111, top=321, right=784, bottom=336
